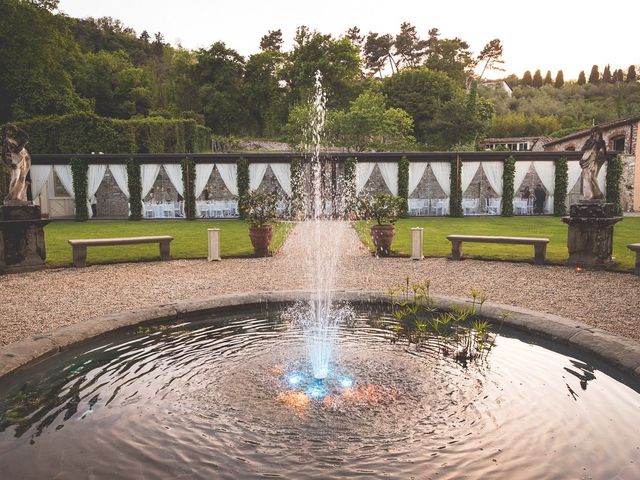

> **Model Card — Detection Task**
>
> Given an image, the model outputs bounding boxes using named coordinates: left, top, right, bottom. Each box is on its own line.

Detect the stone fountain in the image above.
left=0, top=124, right=49, bottom=273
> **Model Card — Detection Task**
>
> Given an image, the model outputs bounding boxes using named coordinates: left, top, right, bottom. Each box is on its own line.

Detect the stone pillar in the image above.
left=411, top=227, right=423, bottom=260
left=0, top=205, right=49, bottom=273
left=208, top=228, right=221, bottom=261
left=562, top=202, right=623, bottom=267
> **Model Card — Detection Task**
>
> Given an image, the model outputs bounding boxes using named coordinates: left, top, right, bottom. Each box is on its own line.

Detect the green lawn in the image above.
left=354, top=216, right=640, bottom=271
left=45, top=220, right=294, bottom=267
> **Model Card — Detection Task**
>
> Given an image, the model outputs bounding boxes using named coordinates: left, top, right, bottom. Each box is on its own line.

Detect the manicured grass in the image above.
left=44, top=220, right=294, bottom=267
left=354, top=216, right=640, bottom=271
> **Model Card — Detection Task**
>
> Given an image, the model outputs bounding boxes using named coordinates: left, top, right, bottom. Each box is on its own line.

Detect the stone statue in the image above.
left=1, top=123, right=31, bottom=204
left=579, top=127, right=607, bottom=201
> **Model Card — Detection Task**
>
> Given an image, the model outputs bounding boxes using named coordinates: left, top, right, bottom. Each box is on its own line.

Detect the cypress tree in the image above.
left=554, top=70, right=564, bottom=88
left=627, top=65, right=637, bottom=82
left=588, top=65, right=600, bottom=84
left=544, top=70, right=553, bottom=85
left=602, top=64, right=612, bottom=83
left=521, top=70, right=533, bottom=86
left=532, top=69, right=543, bottom=88
left=614, top=69, right=624, bottom=82
left=577, top=71, right=586, bottom=85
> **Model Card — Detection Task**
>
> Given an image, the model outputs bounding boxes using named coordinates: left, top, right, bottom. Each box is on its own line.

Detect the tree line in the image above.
left=507, top=65, right=637, bottom=89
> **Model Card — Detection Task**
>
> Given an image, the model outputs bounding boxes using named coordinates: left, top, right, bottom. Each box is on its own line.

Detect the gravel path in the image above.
left=1, top=222, right=638, bottom=346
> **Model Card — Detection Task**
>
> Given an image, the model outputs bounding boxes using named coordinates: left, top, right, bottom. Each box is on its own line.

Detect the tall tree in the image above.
left=532, top=69, right=543, bottom=88
left=577, top=70, right=586, bottom=85
left=588, top=65, right=600, bottom=84
left=259, top=29, right=283, bottom=52
left=613, top=69, right=624, bottom=82
left=544, top=70, right=553, bottom=85
left=627, top=65, right=637, bottom=82
left=554, top=70, right=564, bottom=88
left=602, top=64, right=612, bottom=83
left=424, top=28, right=473, bottom=86
left=394, top=22, right=426, bottom=69
left=521, top=70, right=533, bottom=86
left=345, top=26, right=363, bottom=46
left=476, top=38, right=505, bottom=81
left=363, top=32, right=395, bottom=77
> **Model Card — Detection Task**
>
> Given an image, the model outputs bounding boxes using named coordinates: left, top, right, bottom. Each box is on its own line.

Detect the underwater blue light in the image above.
left=307, top=384, right=326, bottom=399
left=339, top=376, right=353, bottom=388
left=287, top=374, right=303, bottom=386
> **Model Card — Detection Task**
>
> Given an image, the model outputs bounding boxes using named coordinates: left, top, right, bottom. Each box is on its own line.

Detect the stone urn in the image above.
left=370, top=224, right=395, bottom=257
left=249, top=225, right=273, bottom=257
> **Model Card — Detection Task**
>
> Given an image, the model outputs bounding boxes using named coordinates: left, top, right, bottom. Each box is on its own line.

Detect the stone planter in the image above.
left=249, top=225, right=273, bottom=257
left=370, top=224, right=395, bottom=257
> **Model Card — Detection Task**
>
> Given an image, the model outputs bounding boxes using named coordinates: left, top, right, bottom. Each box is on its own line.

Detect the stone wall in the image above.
left=94, top=169, right=129, bottom=217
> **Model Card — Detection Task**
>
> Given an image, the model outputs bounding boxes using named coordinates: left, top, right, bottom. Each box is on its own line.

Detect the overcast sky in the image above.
left=57, top=0, right=639, bottom=80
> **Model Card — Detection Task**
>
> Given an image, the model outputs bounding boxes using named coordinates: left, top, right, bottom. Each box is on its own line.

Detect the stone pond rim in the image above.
left=0, top=290, right=639, bottom=381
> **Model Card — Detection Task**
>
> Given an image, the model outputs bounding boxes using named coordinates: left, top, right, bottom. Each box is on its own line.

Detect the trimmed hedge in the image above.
left=17, top=113, right=211, bottom=154
left=606, top=155, right=623, bottom=215
left=127, top=158, right=142, bottom=220
left=398, top=155, right=409, bottom=217
left=501, top=155, right=515, bottom=217
left=181, top=157, right=196, bottom=220
left=449, top=156, right=463, bottom=217
left=70, top=158, right=88, bottom=221
left=553, top=156, right=568, bottom=216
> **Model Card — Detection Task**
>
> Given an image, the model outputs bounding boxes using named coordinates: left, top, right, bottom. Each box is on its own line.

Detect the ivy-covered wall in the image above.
left=449, top=156, right=463, bottom=217
left=70, top=157, right=88, bottom=221
left=553, top=156, right=568, bottom=216
left=17, top=113, right=211, bottom=154
left=126, top=158, right=142, bottom=220
left=501, top=155, right=515, bottom=217
left=398, top=156, right=409, bottom=217
left=181, top=157, right=196, bottom=219
left=606, top=155, right=623, bottom=215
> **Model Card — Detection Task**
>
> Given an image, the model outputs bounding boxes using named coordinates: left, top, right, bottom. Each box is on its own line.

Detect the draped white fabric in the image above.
left=408, top=162, right=428, bottom=196
left=29, top=165, right=52, bottom=199
left=249, top=163, right=269, bottom=190
left=567, top=161, right=583, bottom=192
left=597, top=164, right=607, bottom=197
left=355, top=162, right=376, bottom=194
left=429, top=162, right=451, bottom=197
left=109, top=164, right=129, bottom=198
left=461, top=162, right=480, bottom=193
left=87, top=165, right=107, bottom=217
left=514, top=161, right=531, bottom=192
left=163, top=164, right=184, bottom=196
left=141, top=164, right=161, bottom=199
left=53, top=165, right=74, bottom=198
left=216, top=164, right=238, bottom=196
left=482, top=161, right=504, bottom=197
left=270, top=163, right=292, bottom=197
left=377, top=162, right=399, bottom=195
left=195, top=164, right=215, bottom=198
left=532, top=161, right=555, bottom=212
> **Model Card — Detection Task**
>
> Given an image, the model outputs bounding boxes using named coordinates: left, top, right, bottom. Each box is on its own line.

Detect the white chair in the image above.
left=419, top=199, right=430, bottom=216
left=527, top=196, right=534, bottom=215
left=144, top=202, right=154, bottom=219
left=163, top=203, right=174, bottom=218
left=463, top=198, right=478, bottom=215
left=435, top=198, right=449, bottom=216
left=174, top=201, right=184, bottom=218
left=408, top=199, right=421, bottom=216
left=486, top=198, right=500, bottom=215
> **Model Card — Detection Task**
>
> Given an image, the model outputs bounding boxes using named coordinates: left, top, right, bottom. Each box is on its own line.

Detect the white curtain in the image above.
left=355, top=162, right=376, bottom=194
left=141, top=164, right=161, bottom=199
left=567, top=161, right=582, bottom=193
left=163, top=164, right=184, bottom=196
left=109, top=164, right=129, bottom=198
left=461, top=161, right=480, bottom=194
left=430, top=162, right=451, bottom=197
left=377, top=162, right=399, bottom=195
left=30, top=165, right=52, bottom=199
left=408, top=162, right=428, bottom=196
left=217, top=164, right=238, bottom=196
left=270, top=163, right=292, bottom=197
left=597, top=164, right=607, bottom=197
left=53, top=165, right=74, bottom=198
left=195, top=164, right=215, bottom=198
left=533, top=161, right=555, bottom=213
left=87, top=165, right=107, bottom=218
left=249, top=163, right=269, bottom=190
left=514, top=161, right=531, bottom=193
left=482, top=161, right=504, bottom=197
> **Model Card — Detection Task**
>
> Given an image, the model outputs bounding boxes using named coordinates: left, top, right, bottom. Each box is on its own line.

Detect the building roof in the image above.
left=545, top=114, right=640, bottom=146
left=482, top=136, right=546, bottom=143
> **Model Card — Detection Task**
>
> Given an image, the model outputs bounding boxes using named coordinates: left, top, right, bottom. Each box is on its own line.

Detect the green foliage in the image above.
left=553, top=156, right=568, bottom=216
left=290, top=157, right=304, bottom=214
left=181, top=157, right=196, bottom=219
left=588, top=65, right=600, bottom=84
left=449, top=157, right=463, bottom=217
left=487, top=112, right=561, bottom=138
left=606, top=155, right=623, bottom=215
left=550, top=125, right=590, bottom=138
left=239, top=190, right=279, bottom=227
left=397, top=156, right=409, bottom=217
left=501, top=156, right=515, bottom=217
left=357, top=193, right=404, bottom=225
left=554, top=70, right=564, bottom=88
left=70, top=158, right=88, bottom=221
left=532, top=69, right=543, bottom=88
left=236, top=157, right=250, bottom=217
left=126, top=158, right=142, bottom=220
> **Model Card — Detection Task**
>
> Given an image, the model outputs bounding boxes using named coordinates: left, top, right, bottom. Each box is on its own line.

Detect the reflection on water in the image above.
left=0, top=309, right=639, bottom=480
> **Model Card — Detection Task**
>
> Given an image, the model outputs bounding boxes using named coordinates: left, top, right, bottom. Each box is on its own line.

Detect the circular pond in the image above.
left=0, top=306, right=639, bottom=479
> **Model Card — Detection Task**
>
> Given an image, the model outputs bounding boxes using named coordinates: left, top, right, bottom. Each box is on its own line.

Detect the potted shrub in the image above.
left=240, top=190, right=278, bottom=257
left=358, top=193, right=404, bottom=257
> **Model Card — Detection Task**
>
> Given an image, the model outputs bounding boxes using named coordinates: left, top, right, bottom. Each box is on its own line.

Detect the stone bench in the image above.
left=446, top=235, right=549, bottom=265
left=628, top=243, right=640, bottom=275
left=68, top=236, right=174, bottom=267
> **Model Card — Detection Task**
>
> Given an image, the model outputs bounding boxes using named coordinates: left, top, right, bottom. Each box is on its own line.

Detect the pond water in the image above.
left=0, top=306, right=639, bottom=479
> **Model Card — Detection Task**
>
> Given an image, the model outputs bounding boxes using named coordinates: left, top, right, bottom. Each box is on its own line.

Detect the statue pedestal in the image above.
left=561, top=202, right=623, bottom=267
left=0, top=205, right=49, bottom=274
